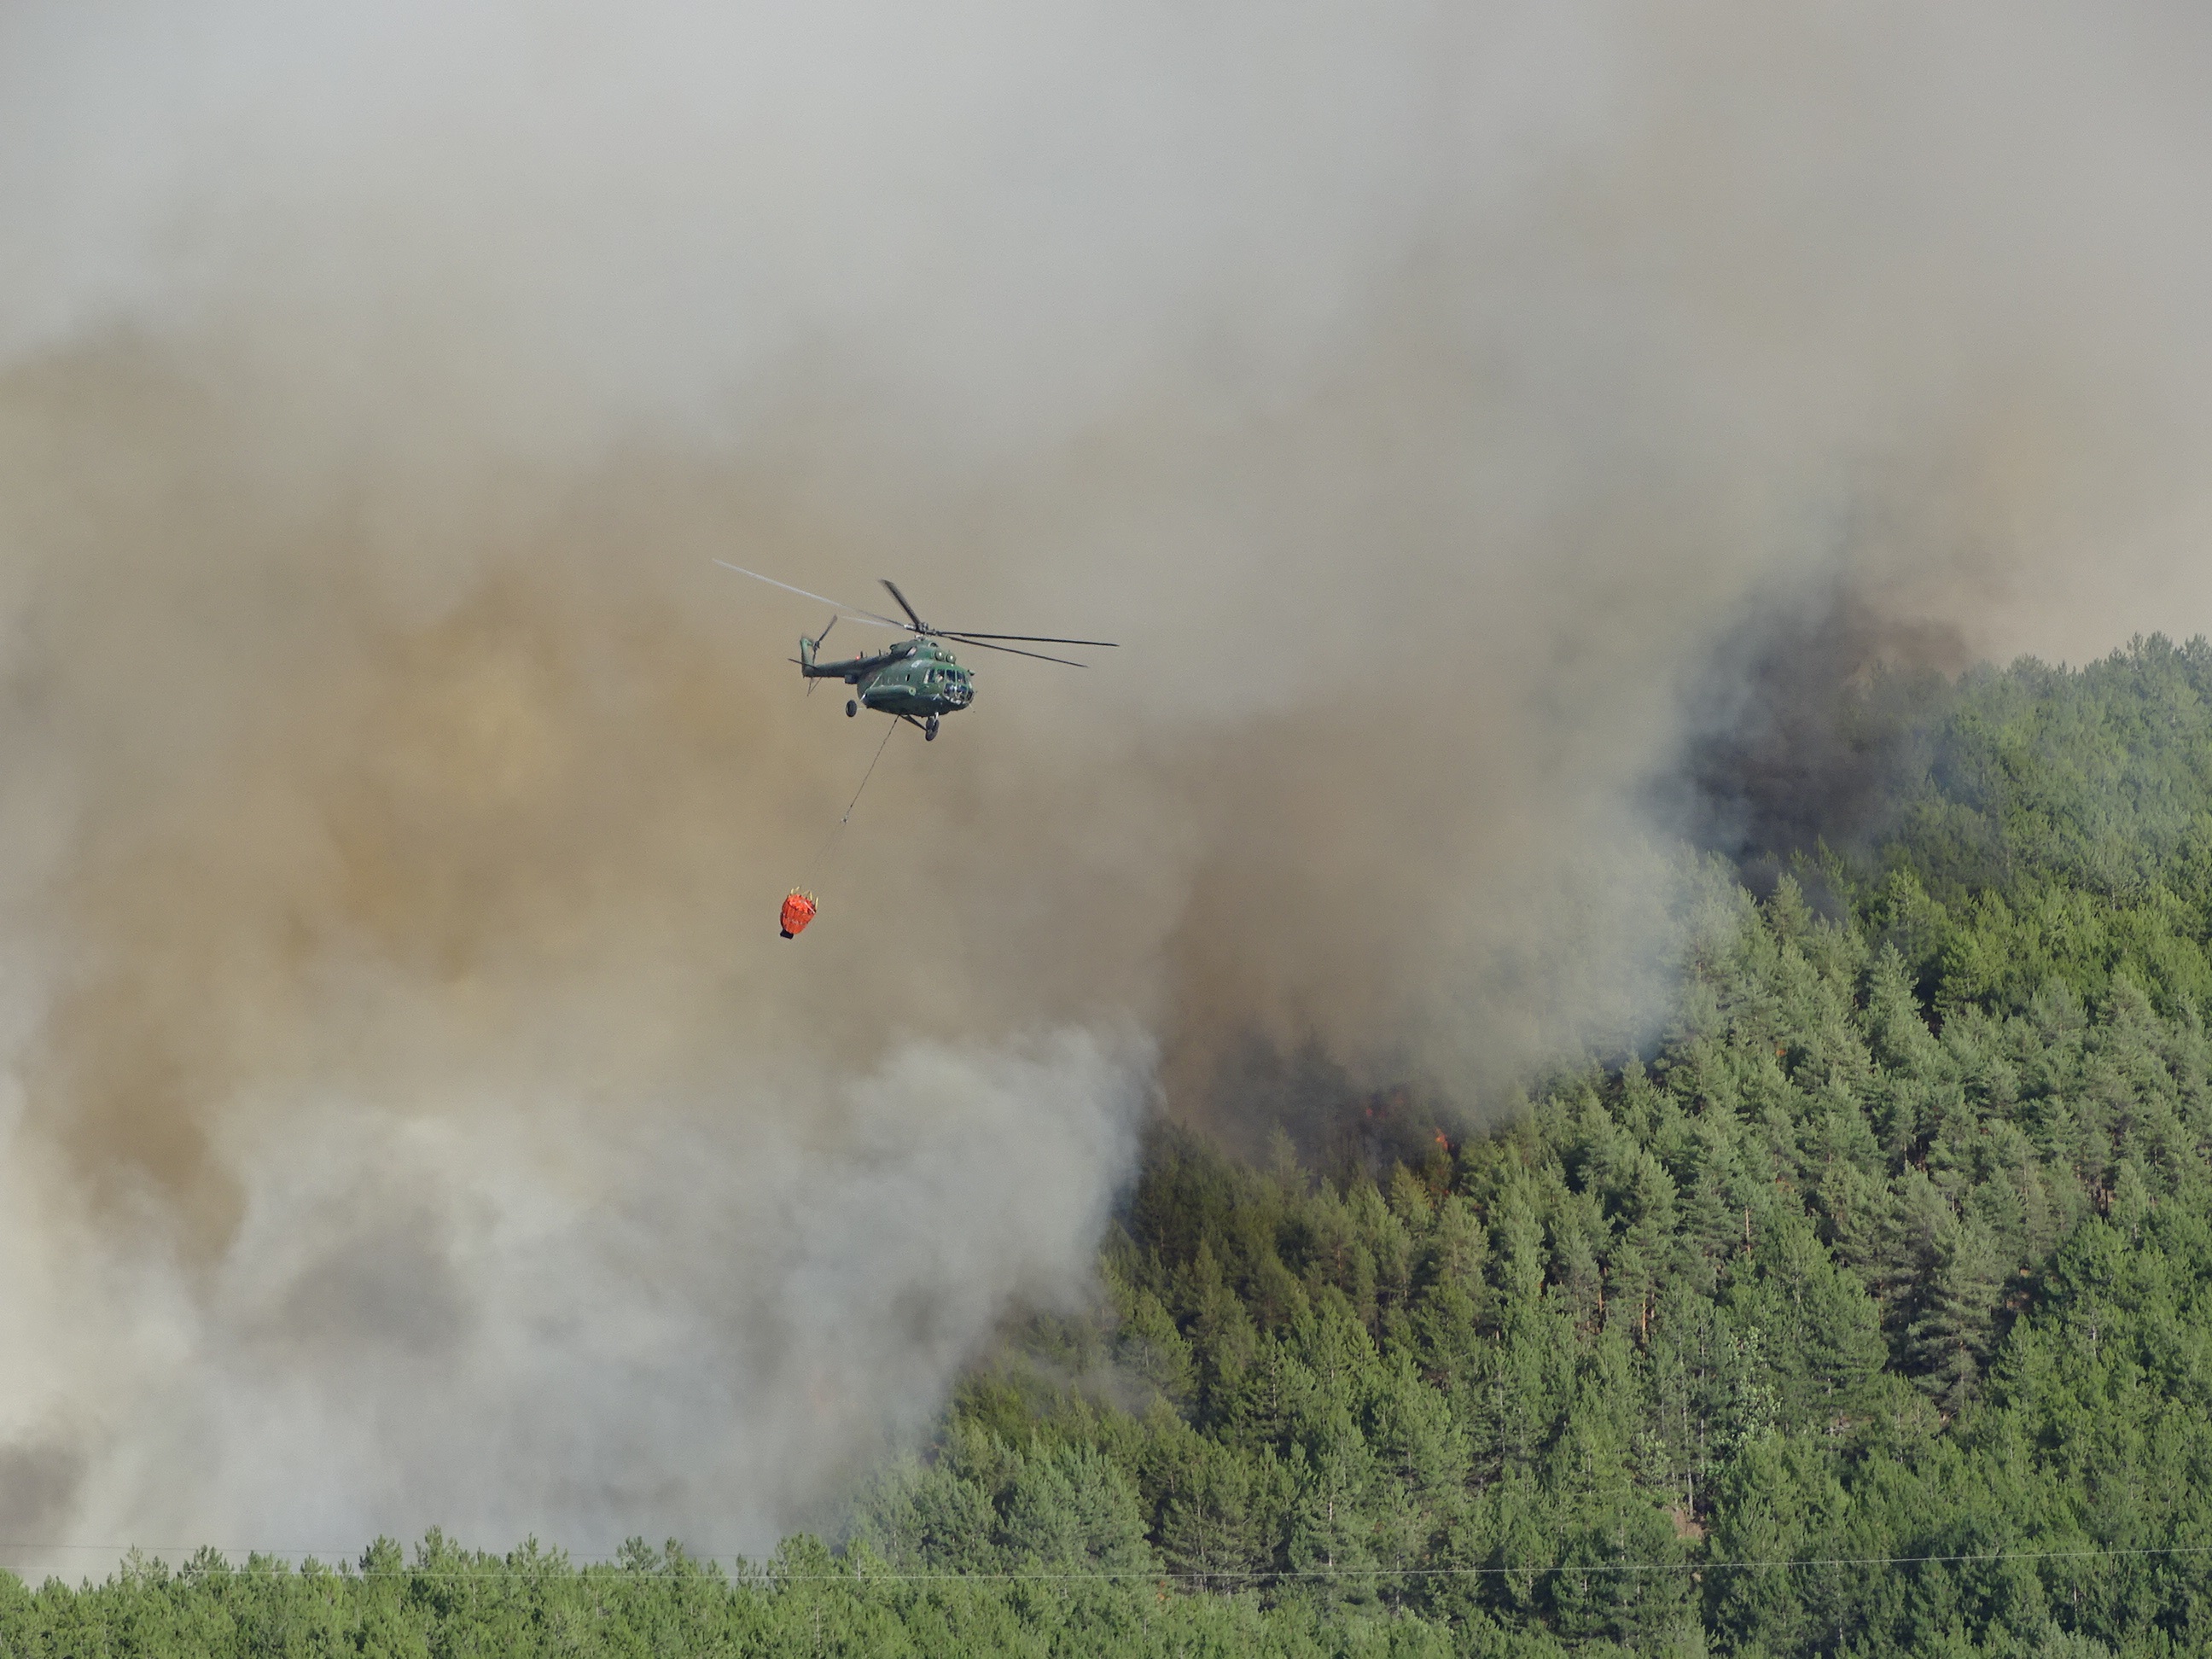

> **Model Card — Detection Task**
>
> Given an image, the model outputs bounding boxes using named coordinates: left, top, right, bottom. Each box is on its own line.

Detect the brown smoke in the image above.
left=3, top=0, right=2212, bottom=1563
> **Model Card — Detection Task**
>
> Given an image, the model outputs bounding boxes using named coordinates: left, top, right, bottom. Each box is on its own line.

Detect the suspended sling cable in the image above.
left=780, top=720, right=898, bottom=939
left=813, top=719, right=898, bottom=876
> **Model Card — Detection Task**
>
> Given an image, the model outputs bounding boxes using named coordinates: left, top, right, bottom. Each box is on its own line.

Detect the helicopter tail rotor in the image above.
left=802, top=614, right=835, bottom=693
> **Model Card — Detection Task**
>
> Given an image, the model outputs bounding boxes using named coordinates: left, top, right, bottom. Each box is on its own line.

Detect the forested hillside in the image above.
left=854, top=636, right=2212, bottom=1656
left=16, top=637, right=2212, bottom=1656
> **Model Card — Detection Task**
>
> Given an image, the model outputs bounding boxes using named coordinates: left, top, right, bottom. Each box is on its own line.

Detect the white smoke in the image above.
left=0, top=1027, right=1141, bottom=1558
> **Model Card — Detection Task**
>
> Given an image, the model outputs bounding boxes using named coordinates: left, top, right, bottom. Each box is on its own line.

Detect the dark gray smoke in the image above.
left=3, top=0, right=2212, bottom=1569
left=1668, top=578, right=1970, bottom=882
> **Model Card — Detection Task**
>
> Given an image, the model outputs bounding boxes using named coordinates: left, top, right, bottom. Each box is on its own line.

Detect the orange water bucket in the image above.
left=779, top=890, right=818, bottom=939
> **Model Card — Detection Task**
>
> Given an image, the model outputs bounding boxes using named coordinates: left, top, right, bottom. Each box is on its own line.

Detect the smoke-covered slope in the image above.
left=11, top=638, right=2212, bottom=1654
left=838, top=641, right=2212, bottom=1655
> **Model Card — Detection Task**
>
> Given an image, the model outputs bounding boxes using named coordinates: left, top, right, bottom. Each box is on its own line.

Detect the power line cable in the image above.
left=3, top=1540, right=2208, bottom=1584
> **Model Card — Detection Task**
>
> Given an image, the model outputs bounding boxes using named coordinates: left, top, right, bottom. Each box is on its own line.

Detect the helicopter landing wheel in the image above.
left=846, top=700, right=857, bottom=717
left=924, top=715, right=940, bottom=742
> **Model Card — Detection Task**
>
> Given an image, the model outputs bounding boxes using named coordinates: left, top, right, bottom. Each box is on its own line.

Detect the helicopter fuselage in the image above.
left=800, top=634, right=974, bottom=719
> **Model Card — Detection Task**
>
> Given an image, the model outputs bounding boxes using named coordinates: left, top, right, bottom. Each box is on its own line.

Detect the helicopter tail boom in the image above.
left=797, top=641, right=900, bottom=680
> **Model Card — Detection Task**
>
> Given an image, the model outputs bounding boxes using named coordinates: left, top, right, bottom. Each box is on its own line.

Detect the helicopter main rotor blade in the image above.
left=938, top=631, right=1119, bottom=647
left=714, top=561, right=905, bottom=628
left=946, top=637, right=1091, bottom=667
left=879, top=579, right=929, bottom=632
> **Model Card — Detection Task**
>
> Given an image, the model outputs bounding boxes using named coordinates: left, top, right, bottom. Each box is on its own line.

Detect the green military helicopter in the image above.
left=714, top=561, right=1117, bottom=739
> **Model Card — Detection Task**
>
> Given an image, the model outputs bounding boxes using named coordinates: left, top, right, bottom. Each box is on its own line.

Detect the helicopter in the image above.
left=714, top=561, right=1117, bottom=739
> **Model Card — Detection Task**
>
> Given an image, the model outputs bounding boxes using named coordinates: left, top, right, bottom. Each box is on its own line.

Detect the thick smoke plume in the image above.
left=1668, top=582, right=1970, bottom=882
left=3, top=0, right=2212, bottom=1564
